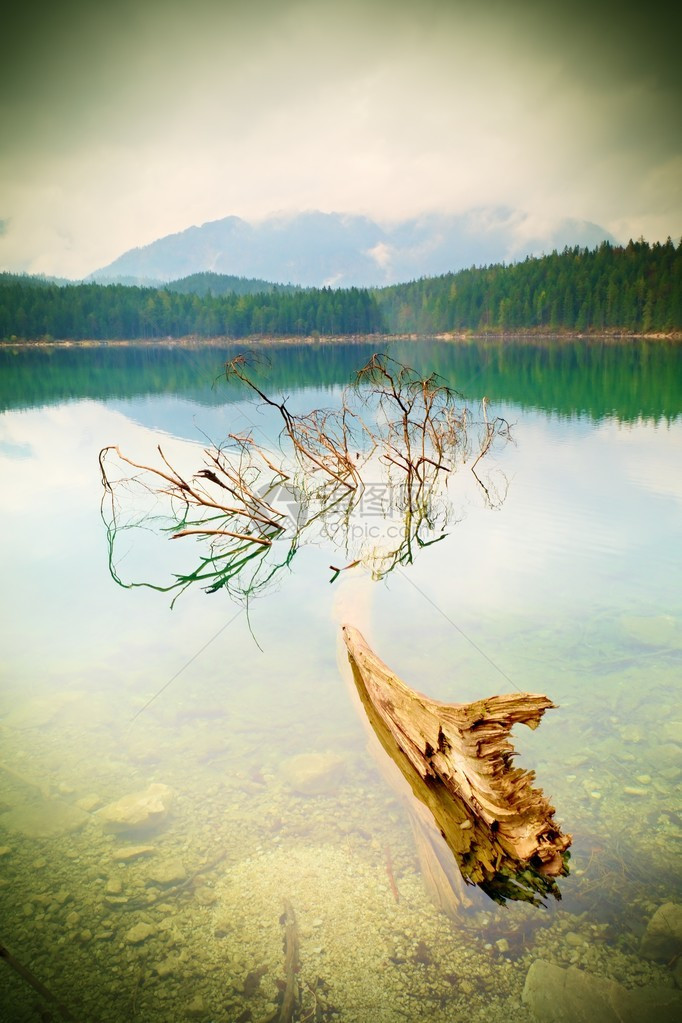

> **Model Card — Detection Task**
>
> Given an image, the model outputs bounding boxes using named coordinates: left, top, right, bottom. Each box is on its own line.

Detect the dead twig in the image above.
left=384, top=844, right=400, bottom=903
left=278, top=899, right=300, bottom=1023
left=123, top=849, right=228, bottom=910
left=0, top=942, right=77, bottom=1021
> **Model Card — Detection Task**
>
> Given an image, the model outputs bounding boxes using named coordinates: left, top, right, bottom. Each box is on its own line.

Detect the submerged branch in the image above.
left=99, top=353, right=512, bottom=603
left=0, top=941, right=77, bottom=1021
left=171, top=528, right=274, bottom=546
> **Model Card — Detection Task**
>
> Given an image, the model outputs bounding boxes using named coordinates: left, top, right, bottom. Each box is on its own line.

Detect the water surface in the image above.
left=1, top=339, right=681, bottom=1022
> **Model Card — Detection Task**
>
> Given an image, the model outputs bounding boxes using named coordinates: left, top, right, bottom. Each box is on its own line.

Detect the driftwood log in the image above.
left=342, top=625, right=571, bottom=904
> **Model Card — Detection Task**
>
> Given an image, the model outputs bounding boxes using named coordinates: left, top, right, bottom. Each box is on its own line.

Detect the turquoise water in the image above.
left=0, top=339, right=681, bottom=1022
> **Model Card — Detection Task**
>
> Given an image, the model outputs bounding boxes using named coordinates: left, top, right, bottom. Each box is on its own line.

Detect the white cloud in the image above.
left=0, top=1, right=679, bottom=276
left=367, top=242, right=392, bottom=270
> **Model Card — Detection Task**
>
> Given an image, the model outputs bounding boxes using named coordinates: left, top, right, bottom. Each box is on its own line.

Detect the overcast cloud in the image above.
left=1, top=0, right=680, bottom=278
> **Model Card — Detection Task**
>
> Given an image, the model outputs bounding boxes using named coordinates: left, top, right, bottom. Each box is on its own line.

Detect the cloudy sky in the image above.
left=1, top=0, right=680, bottom=279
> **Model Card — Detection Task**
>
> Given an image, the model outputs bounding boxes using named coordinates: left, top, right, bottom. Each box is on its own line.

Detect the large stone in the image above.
left=98, top=783, right=174, bottom=834
left=0, top=798, right=89, bottom=838
left=146, top=857, right=187, bottom=886
left=661, top=720, right=682, bottom=745
left=76, top=794, right=102, bottom=812
left=673, top=958, right=682, bottom=990
left=112, top=844, right=155, bottom=862
left=522, top=960, right=682, bottom=1023
left=185, top=994, right=207, bottom=1019
left=3, top=693, right=78, bottom=730
left=611, top=984, right=682, bottom=1021
left=281, top=753, right=344, bottom=796
left=155, top=954, right=181, bottom=978
left=641, top=903, right=682, bottom=961
left=621, top=615, right=682, bottom=650
left=125, top=922, right=156, bottom=945
left=522, top=961, right=617, bottom=1023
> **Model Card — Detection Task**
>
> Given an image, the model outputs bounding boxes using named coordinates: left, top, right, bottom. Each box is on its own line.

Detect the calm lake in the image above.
left=1, top=338, right=681, bottom=1022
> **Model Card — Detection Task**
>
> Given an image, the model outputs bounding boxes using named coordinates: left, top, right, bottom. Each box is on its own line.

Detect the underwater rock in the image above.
left=112, top=844, right=155, bottom=861
left=661, top=721, right=682, bottom=745
left=610, top=983, right=682, bottom=1022
left=654, top=744, right=682, bottom=768
left=674, top=958, right=682, bottom=990
left=3, top=693, right=78, bottom=729
left=194, top=885, right=217, bottom=906
left=213, top=916, right=232, bottom=938
left=281, top=752, right=345, bottom=796
left=522, top=959, right=682, bottom=1022
left=125, top=921, right=156, bottom=945
left=154, top=954, right=181, bottom=978
left=76, top=793, right=102, bottom=812
left=185, top=994, right=207, bottom=1018
left=620, top=615, right=682, bottom=650
left=125, top=732, right=167, bottom=765
left=0, top=798, right=89, bottom=838
left=242, top=963, right=267, bottom=995
left=641, top=902, right=682, bottom=961
left=98, top=783, right=174, bottom=833
left=146, top=857, right=187, bottom=886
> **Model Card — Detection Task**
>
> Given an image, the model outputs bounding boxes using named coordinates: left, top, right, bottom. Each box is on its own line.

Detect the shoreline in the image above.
left=2, top=328, right=681, bottom=349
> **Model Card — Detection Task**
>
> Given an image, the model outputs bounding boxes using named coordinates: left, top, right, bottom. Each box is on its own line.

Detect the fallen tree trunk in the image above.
left=342, top=624, right=571, bottom=904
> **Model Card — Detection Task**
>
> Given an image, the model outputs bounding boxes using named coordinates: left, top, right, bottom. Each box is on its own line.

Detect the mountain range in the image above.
left=87, top=208, right=615, bottom=288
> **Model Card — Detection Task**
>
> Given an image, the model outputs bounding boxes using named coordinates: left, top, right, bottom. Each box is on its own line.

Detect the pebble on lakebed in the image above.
left=98, top=783, right=174, bottom=834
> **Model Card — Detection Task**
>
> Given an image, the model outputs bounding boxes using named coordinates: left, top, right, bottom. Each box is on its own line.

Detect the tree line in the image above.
left=0, top=278, right=379, bottom=340
left=376, top=238, right=682, bottom=334
left=1, top=239, right=680, bottom=341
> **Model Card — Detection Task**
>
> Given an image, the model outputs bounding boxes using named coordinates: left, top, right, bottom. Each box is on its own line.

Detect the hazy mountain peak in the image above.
left=88, top=208, right=616, bottom=288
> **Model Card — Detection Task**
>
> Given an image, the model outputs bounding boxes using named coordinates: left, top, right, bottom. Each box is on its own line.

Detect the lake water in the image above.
left=1, top=338, right=681, bottom=1022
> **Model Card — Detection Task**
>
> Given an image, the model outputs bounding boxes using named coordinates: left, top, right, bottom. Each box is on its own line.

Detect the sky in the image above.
left=1, top=0, right=680, bottom=279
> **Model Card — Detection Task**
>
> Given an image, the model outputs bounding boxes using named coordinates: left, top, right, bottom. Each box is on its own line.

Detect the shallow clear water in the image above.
left=0, top=339, right=681, bottom=1022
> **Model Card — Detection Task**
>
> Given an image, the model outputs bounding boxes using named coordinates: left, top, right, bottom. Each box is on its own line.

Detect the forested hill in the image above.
left=377, top=238, right=682, bottom=334
left=166, top=271, right=300, bottom=297
left=0, top=277, right=379, bottom=340
left=1, top=239, right=680, bottom=341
